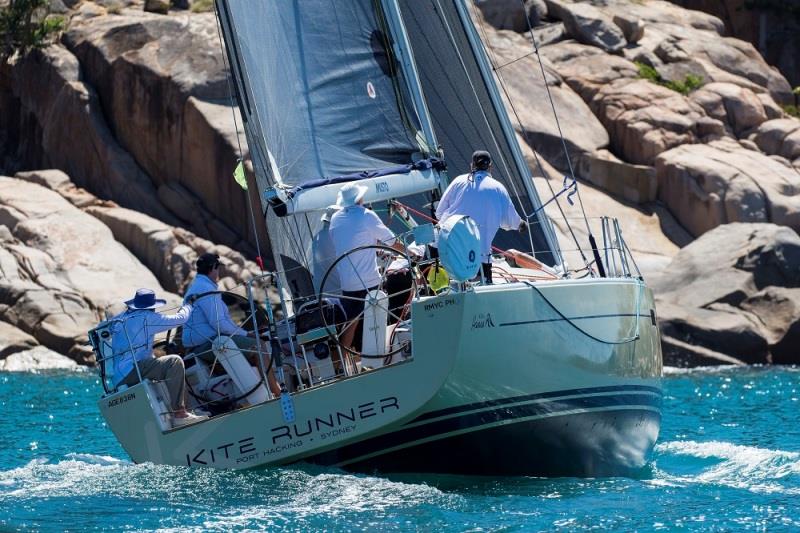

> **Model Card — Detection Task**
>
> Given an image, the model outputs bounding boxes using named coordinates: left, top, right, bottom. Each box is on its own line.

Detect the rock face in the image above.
left=0, top=175, right=172, bottom=362
left=656, top=139, right=800, bottom=237
left=590, top=78, right=712, bottom=166
left=5, top=46, right=177, bottom=224
left=544, top=0, right=626, bottom=53
left=476, top=0, right=547, bottom=32
left=689, top=82, right=769, bottom=137
left=669, top=0, right=800, bottom=88
left=0, top=346, right=78, bottom=371
left=0, top=321, right=38, bottom=359
left=61, top=11, right=261, bottom=251
left=753, top=119, right=800, bottom=168
left=14, top=169, right=275, bottom=300
left=524, top=139, right=686, bottom=277
left=0, top=170, right=277, bottom=366
left=0, top=9, right=266, bottom=257
left=653, top=223, right=800, bottom=366
left=482, top=27, right=609, bottom=171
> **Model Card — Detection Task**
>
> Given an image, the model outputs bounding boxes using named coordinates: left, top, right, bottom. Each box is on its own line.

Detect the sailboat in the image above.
left=89, top=0, right=662, bottom=477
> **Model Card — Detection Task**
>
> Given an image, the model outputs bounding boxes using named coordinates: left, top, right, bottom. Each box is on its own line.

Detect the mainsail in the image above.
left=217, top=0, right=445, bottom=299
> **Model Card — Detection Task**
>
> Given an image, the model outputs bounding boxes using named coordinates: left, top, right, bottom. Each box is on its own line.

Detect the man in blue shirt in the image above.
left=182, top=253, right=280, bottom=395
left=112, top=288, right=206, bottom=426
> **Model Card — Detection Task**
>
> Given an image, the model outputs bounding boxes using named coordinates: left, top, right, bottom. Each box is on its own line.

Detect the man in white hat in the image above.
left=436, top=150, right=527, bottom=283
left=111, top=288, right=206, bottom=426
left=328, top=182, right=401, bottom=350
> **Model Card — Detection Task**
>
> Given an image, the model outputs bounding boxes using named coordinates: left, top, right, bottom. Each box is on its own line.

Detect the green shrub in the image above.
left=635, top=61, right=704, bottom=96
left=0, top=0, right=64, bottom=61
left=782, top=105, right=799, bottom=118
left=664, top=74, right=704, bottom=95
left=190, top=0, right=213, bottom=13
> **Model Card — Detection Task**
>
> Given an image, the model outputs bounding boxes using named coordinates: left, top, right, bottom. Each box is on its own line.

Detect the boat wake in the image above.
left=0, top=454, right=459, bottom=529
left=652, top=440, right=800, bottom=495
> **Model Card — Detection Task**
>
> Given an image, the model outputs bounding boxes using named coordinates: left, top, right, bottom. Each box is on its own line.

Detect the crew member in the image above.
left=182, top=253, right=281, bottom=396
left=111, top=288, right=206, bottom=427
left=328, top=182, right=403, bottom=351
left=435, top=150, right=527, bottom=283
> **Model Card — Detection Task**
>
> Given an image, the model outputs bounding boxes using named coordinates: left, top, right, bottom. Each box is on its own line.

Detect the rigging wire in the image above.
left=430, top=0, right=527, bottom=214
left=468, top=1, right=584, bottom=271
left=514, top=0, right=594, bottom=239
left=213, top=2, right=266, bottom=274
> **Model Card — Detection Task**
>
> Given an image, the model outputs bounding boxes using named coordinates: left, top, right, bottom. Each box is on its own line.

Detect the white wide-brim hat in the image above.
left=337, top=182, right=368, bottom=207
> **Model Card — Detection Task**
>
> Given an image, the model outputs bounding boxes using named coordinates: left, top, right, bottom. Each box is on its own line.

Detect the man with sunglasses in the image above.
left=182, top=253, right=280, bottom=396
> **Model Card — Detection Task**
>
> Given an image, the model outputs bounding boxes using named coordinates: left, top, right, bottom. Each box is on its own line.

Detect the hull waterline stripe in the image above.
left=408, top=384, right=662, bottom=424
left=305, top=392, right=661, bottom=467
left=402, top=389, right=662, bottom=430
left=335, top=405, right=661, bottom=468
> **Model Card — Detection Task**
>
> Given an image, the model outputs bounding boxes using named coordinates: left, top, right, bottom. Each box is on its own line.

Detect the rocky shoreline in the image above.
left=0, top=0, right=798, bottom=368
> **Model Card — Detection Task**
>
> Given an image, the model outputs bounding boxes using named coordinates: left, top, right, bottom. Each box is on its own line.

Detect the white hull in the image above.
left=100, top=278, right=661, bottom=476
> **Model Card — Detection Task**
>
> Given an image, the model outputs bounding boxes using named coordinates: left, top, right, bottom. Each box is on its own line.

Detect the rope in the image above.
left=523, top=281, right=642, bottom=345
left=213, top=3, right=266, bottom=275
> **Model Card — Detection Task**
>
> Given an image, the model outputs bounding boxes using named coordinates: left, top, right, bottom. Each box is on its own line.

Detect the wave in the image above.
left=653, top=440, right=800, bottom=495
left=0, top=454, right=457, bottom=517
left=663, top=364, right=800, bottom=376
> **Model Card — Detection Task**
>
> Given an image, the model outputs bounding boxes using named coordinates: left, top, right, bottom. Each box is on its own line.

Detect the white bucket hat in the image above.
left=337, top=182, right=368, bottom=207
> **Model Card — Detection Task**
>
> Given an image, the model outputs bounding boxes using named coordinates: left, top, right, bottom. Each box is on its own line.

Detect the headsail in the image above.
left=397, top=0, right=558, bottom=266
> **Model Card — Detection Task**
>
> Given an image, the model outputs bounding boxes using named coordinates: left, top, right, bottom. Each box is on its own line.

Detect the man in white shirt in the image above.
left=329, top=182, right=402, bottom=350
left=111, top=288, right=205, bottom=426
left=182, top=253, right=280, bottom=395
left=435, top=150, right=528, bottom=283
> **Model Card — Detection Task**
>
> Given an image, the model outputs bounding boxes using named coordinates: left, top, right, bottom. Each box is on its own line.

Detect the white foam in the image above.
left=654, top=440, right=800, bottom=495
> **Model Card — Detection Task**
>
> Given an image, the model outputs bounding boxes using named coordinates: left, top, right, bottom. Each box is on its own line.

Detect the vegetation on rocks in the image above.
left=190, top=0, right=213, bottom=13
left=785, top=87, right=800, bottom=117
left=636, top=61, right=704, bottom=96
left=0, top=0, right=63, bottom=61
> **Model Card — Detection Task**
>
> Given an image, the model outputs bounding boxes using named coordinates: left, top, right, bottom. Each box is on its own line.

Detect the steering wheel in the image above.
left=179, top=291, right=273, bottom=407
left=317, top=244, right=417, bottom=359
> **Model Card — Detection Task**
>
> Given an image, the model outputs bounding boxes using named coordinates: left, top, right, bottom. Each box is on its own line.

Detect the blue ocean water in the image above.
left=0, top=366, right=798, bottom=532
